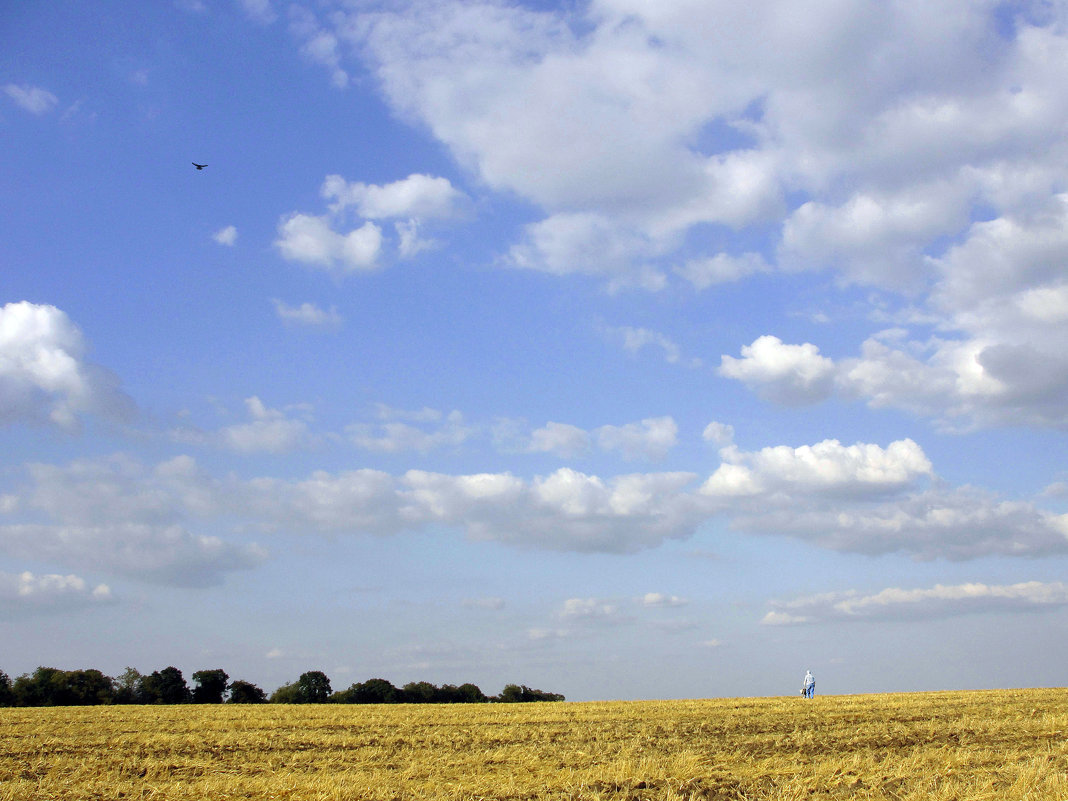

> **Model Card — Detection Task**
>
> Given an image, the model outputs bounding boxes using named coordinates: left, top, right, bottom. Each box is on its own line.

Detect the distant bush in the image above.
left=227, top=680, right=268, bottom=704
left=496, top=684, right=565, bottom=703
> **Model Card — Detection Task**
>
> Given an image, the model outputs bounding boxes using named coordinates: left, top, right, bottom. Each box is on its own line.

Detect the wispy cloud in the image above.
left=494, top=416, right=680, bottom=461
left=239, top=0, right=276, bottom=25
left=347, top=409, right=475, bottom=453
left=640, top=592, right=687, bottom=608
left=601, top=324, right=701, bottom=367
left=272, top=299, right=343, bottom=329
left=763, top=581, right=1068, bottom=625
left=3, top=83, right=58, bottom=115
left=0, top=571, right=113, bottom=616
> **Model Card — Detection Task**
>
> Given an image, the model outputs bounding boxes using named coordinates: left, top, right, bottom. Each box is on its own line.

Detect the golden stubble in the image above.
left=1, top=688, right=1065, bottom=800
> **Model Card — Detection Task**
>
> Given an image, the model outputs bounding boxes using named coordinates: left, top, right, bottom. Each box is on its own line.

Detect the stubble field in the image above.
left=1, top=688, right=1065, bottom=800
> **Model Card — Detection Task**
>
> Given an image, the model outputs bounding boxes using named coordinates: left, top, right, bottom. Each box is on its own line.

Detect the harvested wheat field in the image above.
left=1, top=688, right=1066, bottom=800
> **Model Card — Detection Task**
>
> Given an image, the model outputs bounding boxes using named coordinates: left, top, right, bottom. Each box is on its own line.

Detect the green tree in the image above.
left=296, top=671, right=331, bottom=703
left=227, top=679, right=267, bottom=704
left=7, top=667, right=111, bottom=706
left=112, top=667, right=144, bottom=704
left=335, top=678, right=400, bottom=704
left=497, top=684, right=564, bottom=703
left=402, top=681, right=438, bottom=704
left=191, top=669, right=229, bottom=703
left=0, top=670, right=12, bottom=706
left=497, top=683, right=524, bottom=703
left=359, top=678, right=401, bottom=703
left=12, top=667, right=64, bottom=706
left=63, top=669, right=113, bottom=705
left=456, top=683, right=488, bottom=703
left=269, top=682, right=301, bottom=704
left=141, top=666, right=190, bottom=704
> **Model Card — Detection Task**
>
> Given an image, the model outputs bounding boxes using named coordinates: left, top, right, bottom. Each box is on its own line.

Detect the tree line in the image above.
left=0, top=666, right=564, bottom=707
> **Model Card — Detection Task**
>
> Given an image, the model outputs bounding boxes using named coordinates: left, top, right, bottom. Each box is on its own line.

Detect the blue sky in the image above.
left=2, top=0, right=1067, bottom=701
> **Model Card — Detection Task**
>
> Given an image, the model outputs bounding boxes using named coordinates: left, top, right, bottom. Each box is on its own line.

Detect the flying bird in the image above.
left=192, top=162, right=208, bottom=170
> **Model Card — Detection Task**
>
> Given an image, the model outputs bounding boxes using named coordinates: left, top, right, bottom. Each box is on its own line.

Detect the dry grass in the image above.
left=1, top=688, right=1065, bottom=800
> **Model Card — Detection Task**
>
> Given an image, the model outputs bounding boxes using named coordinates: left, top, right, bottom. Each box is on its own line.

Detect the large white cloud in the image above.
left=506, top=213, right=668, bottom=289
left=403, top=467, right=705, bottom=553
left=5, top=440, right=1065, bottom=572
left=697, top=437, right=1068, bottom=559
left=723, top=318, right=1068, bottom=430
left=7, top=454, right=266, bottom=586
left=779, top=182, right=971, bottom=291
left=702, top=438, right=932, bottom=498
left=829, top=195, right=1068, bottom=429
left=329, top=2, right=1068, bottom=259
left=300, top=0, right=1068, bottom=431
left=733, top=485, right=1068, bottom=560
left=0, top=302, right=134, bottom=430
left=0, top=524, right=266, bottom=588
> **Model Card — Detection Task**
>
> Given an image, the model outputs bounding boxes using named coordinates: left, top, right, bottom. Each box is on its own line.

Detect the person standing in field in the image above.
left=803, top=670, right=815, bottom=698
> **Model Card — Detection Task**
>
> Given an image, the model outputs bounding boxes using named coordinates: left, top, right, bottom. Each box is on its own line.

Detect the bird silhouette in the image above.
left=192, top=162, right=208, bottom=170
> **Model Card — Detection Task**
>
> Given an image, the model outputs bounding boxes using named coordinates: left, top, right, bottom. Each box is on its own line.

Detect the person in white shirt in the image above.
left=803, top=670, right=815, bottom=698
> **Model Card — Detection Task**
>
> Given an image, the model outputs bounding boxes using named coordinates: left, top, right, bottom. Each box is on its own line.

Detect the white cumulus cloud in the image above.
left=322, top=173, right=470, bottom=220
left=719, top=335, right=836, bottom=405
left=278, top=173, right=469, bottom=272
left=0, top=301, right=134, bottom=429
left=702, top=438, right=933, bottom=498
left=275, top=213, right=383, bottom=273
left=7, top=442, right=1065, bottom=575
left=296, top=0, right=1068, bottom=433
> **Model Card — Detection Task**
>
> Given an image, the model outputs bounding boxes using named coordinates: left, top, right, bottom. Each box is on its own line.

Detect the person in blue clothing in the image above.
left=802, top=670, right=815, bottom=698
